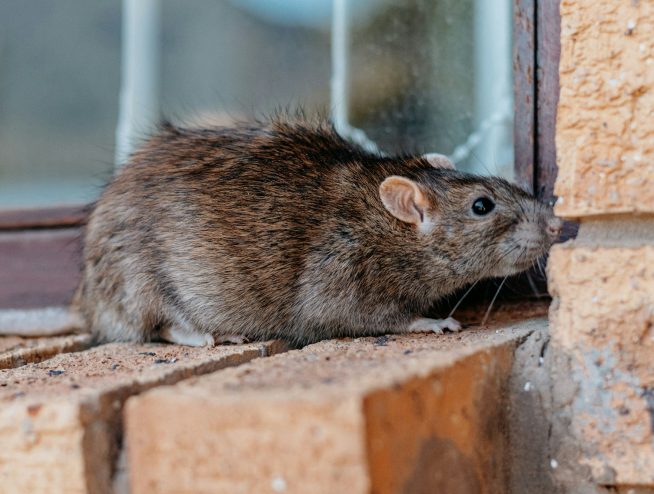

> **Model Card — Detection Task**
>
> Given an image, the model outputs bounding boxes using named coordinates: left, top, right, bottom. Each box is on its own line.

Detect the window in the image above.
left=342, top=0, right=514, bottom=178
left=0, top=1, right=120, bottom=209
left=0, top=0, right=556, bottom=307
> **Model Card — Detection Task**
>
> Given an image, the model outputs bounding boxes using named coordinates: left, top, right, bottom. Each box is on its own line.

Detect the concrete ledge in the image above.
left=0, top=340, right=286, bottom=494
left=126, top=320, right=544, bottom=494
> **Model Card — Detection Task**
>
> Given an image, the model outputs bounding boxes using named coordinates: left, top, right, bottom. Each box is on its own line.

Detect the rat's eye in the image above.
left=472, top=197, right=495, bottom=216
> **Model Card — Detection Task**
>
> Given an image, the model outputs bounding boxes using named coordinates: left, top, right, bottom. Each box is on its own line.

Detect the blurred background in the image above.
left=0, top=0, right=513, bottom=209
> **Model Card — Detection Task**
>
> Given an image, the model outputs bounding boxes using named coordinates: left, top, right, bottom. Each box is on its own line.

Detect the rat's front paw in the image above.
left=408, top=317, right=462, bottom=335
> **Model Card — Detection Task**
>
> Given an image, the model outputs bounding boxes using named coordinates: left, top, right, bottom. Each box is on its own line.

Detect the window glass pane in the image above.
left=162, top=0, right=514, bottom=177
left=347, top=0, right=514, bottom=177
left=0, top=0, right=514, bottom=210
left=0, top=1, right=121, bottom=209
left=160, top=0, right=331, bottom=124
left=0, top=1, right=333, bottom=209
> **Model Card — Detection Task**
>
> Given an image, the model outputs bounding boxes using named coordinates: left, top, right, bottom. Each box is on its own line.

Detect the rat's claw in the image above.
left=408, top=317, right=462, bottom=335
left=439, top=317, right=462, bottom=333
left=203, top=333, right=216, bottom=347
left=161, top=324, right=217, bottom=347
left=214, top=334, right=250, bottom=345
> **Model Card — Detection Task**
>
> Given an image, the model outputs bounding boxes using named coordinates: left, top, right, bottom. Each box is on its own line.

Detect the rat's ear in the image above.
left=379, top=176, right=429, bottom=225
left=422, top=153, right=455, bottom=170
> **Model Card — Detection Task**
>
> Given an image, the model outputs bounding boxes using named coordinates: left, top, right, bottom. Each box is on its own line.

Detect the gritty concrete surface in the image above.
left=0, top=335, right=30, bottom=353
left=126, top=319, right=544, bottom=494
left=0, top=334, right=92, bottom=369
left=548, top=243, right=654, bottom=487
left=0, top=340, right=286, bottom=494
left=507, top=327, right=556, bottom=494
left=555, top=0, right=654, bottom=218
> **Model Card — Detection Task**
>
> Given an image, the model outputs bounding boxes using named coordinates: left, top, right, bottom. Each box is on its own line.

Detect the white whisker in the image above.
left=525, top=271, right=540, bottom=298
left=481, top=276, right=508, bottom=327
left=448, top=280, right=479, bottom=318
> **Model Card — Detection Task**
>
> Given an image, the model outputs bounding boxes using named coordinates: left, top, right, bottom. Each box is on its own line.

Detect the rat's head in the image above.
left=379, top=170, right=562, bottom=282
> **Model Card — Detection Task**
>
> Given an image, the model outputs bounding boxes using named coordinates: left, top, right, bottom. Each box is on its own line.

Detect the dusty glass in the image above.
left=345, top=0, right=514, bottom=177
left=0, top=2, right=121, bottom=208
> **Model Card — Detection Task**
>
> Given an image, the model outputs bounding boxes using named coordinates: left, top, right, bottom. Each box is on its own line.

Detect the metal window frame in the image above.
left=514, top=0, right=560, bottom=201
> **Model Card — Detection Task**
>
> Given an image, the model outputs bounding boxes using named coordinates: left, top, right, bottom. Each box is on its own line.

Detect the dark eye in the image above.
left=472, top=197, right=495, bottom=216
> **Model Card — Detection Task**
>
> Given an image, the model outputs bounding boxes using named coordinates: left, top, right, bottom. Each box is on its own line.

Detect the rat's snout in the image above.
left=546, top=216, right=563, bottom=239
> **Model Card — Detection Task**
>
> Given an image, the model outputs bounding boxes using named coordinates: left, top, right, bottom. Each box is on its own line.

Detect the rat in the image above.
left=0, top=115, right=561, bottom=347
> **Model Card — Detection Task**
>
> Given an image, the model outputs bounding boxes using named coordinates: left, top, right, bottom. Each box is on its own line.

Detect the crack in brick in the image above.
left=642, top=387, right=654, bottom=435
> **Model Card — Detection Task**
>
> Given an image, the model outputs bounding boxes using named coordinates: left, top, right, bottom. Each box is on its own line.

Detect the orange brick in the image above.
left=126, top=321, right=542, bottom=494
left=0, top=340, right=285, bottom=494
left=556, top=0, right=654, bottom=218
left=549, top=243, right=654, bottom=485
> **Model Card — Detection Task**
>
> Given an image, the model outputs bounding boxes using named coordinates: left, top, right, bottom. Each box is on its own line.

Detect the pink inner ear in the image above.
left=423, top=153, right=455, bottom=170
left=379, top=176, right=426, bottom=225
left=400, top=188, right=421, bottom=222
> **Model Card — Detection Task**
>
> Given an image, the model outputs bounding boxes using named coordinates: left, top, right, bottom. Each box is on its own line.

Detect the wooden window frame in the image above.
left=0, top=0, right=562, bottom=309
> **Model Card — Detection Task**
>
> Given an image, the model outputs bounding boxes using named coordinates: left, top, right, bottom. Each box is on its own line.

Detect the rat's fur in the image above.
left=74, top=115, right=557, bottom=346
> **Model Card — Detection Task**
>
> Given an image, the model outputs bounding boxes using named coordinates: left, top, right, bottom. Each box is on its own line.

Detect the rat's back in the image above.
left=75, top=117, right=387, bottom=345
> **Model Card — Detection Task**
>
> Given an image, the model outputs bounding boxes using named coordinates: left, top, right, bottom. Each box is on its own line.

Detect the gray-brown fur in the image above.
left=74, top=115, right=559, bottom=346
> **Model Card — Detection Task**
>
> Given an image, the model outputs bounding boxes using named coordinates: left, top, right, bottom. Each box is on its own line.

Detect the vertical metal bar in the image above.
left=115, top=0, right=162, bottom=167
left=331, top=0, right=349, bottom=133
left=513, top=0, right=536, bottom=192
left=330, top=0, right=379, bottom=154
left=535, top=0, right=561, bottom=202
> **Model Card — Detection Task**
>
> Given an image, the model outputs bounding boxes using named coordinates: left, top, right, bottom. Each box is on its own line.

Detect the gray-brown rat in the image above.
left=61, top=116, right=561, bottom=347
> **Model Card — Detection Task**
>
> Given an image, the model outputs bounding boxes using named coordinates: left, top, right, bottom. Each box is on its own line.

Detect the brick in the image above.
left=617, top=488, right=654, bottom=494
left=548, top=243, right=654, bottom=485
left=0, top=340, right=286, bottom=494
left=555, top=0, right=654, bottom=218
left=506, top=328, right=556, bottom=494
left=0, top=334, right=92, bottom=369
left=126, top=321, right=542, bottom=494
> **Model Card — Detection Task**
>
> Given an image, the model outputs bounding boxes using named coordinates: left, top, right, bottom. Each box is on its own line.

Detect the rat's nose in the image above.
left=546, top=217, right=563, bottom=238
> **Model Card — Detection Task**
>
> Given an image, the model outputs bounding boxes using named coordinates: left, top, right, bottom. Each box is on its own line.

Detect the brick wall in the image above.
left=0, top=319, right=545, bottom=494
left=548, top=0, right=654, bottom=491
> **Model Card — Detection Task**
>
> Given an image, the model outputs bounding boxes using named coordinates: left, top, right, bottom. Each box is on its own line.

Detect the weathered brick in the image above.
left=0, top=340, right=286, bottom=494
left=0, top=334, right=92, bottom=369
left=548, top=243, right=654, bottom=485
left=555, top=0, right=654, bottom=218
left=126, top=321, right=543, bottom=494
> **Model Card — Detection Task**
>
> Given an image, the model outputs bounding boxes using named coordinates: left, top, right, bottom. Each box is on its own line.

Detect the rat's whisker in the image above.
left=515, top=246, right=528, bottom=263
left=481, top=276, right=508, bottom=327
left=525, top=271, right=541, bottom=298
left=518, top=199, right=533, bottom=223
left=447, top=280, right=479, bottom=318
left=497, top=244, right=519, bottom=263
left=530, top=258, right=540, bottom=279
left=537, top=256, right=546, bottom=277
